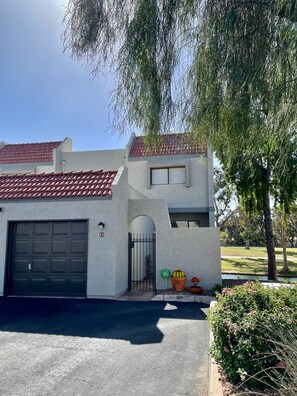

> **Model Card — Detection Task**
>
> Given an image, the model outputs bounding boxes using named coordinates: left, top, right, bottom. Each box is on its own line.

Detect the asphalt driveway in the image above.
left=0, top=298, right=209, bottom=396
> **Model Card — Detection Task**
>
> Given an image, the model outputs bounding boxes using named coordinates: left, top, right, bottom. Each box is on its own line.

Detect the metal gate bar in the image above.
left=128, top=232, right=155, bottom=291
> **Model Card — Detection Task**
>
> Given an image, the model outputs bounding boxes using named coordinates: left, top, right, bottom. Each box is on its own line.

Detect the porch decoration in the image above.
left=160, top=268, right=171, bottom=289
left=170, top=269, right=187, bottom=292
left=160, top=268, right=171, bottom=279
left=188, top=276, right=203, bottom=295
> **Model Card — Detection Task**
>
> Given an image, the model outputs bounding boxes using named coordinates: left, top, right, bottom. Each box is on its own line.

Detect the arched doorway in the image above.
left=128, top=216, right=156, bottom=292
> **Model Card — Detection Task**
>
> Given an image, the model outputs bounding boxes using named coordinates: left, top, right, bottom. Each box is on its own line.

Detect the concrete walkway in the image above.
left=117, top=290, right=217, bottom=304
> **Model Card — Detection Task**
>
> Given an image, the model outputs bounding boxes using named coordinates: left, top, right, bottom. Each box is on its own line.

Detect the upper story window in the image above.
left=171, top=220, right=200, bottom=228
left=151, top=167, right=186, bottom=185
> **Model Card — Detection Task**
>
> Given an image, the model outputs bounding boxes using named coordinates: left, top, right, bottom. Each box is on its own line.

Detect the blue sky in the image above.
left=0, top=0, right=128, bottom=151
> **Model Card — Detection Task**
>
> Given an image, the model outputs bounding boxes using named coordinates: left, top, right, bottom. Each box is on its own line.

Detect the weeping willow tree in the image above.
left=63, top=0, right=297, bottom=280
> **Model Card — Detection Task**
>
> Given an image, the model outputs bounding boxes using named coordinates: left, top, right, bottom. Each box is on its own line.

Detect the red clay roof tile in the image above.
left=0, top=170, right=117, bottom=200
left=129, top=133, right=207, bottom=157
left=0, top=141, right=62, bottom=164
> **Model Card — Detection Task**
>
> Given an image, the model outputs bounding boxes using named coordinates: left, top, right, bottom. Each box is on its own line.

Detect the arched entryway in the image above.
left=128, top=216, right=156, bottom=292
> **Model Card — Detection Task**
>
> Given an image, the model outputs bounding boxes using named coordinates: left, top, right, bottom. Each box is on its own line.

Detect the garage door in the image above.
left=7, top=221, right=88, bottom=297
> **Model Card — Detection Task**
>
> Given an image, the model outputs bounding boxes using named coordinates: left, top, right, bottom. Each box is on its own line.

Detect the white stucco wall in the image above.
left=0, top=163, right=54, bottom=174
left=36, top=165, right=55, bottom=173
left=129, top=199, right=172, bottom=232
left=59, top=137, right=73, bottom=152
left=59, top=150, right=126, bottom=172
left=128, top=199, right=221, bottom=290
left=127, top=155, right=210, bottom=210
left=111, top=167, right=130, bottom=296
left=130, top=216, right=155, bottom=234
left=0, top=168, right=130, bottom=298
left=157, top=228, right=221, bottom=291
left=207, top=147, right=215, bottom=226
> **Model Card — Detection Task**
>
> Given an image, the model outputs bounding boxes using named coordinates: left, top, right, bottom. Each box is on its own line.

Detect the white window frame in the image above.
left=150, top=166, right=187, bottom=186
left=151, top=168, right=169, bottom=185
left=171, top=220, right=200, bottom=228
left=169, top=167, right=186, bottom=184
left=147, top=161, right=190, bottom=189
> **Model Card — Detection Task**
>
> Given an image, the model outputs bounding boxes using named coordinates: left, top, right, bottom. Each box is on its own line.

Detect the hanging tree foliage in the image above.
left=63, top=0, right=297, bottom=280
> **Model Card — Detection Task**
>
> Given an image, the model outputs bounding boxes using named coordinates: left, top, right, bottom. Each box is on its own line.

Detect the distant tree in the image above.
left=287, top=206, right=297, bottom=247
left=238, top=210, right=266, bottom=248
left=273, top=208, right=289, bottom=272
left=220, top=230, right=229, bottom=246
left=222, top=211, right=241, bottom=245
left=273, top=204, right=297, bottom=272
left=63, top=1, right=297, bottom=280
left=214, top=167, right=237, bottom=228
left=220, top=206, right=266, bottom=247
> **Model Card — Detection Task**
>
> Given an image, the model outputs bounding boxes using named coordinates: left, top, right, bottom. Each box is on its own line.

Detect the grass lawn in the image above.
left=222, top=257, right=297, bottom=276
left=221, top=246, right=297, bottom=276
left=221, top=245, right=297, bottom=258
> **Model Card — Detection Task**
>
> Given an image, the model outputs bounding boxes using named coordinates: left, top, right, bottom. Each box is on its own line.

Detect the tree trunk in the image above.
left=263, top=189, right=277, bottom=281
left=245, top=239, right=250, bottom=249
left=281, top=224, right=289, bottom=273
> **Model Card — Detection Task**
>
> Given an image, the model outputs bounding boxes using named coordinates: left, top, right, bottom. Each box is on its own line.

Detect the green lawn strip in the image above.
left=221, top=246, right=267, bottom=257
left=221, top=257, right=297, bottom=276
left=221, top=246, right=297, bottom=259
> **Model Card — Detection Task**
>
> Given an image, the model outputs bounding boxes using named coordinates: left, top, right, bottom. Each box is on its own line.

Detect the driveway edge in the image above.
left=208, top=301, right=224, bottom=396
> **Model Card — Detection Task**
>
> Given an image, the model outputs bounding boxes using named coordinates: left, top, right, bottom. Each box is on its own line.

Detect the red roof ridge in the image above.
left=0, top=169, right=118, bottom=178
left=3, top=140, right=63, bottom=147
left=129, top=132, right=207, bottom=157
left=132, top=132, right=196, bottom=140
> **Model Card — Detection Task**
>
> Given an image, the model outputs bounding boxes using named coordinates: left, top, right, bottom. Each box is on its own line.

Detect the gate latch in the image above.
left=28, top=263, right=32, bottom=270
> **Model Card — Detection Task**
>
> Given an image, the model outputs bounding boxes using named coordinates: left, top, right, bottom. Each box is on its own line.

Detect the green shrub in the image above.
left=264, top=325, right=297, bottom=396
left=211, top=283, right=223, bottom=296
left=208, top=282, right=297, bottom=388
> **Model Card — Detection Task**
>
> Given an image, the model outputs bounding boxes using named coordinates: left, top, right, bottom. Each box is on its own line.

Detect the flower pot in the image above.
left=188, top=286, right=203, bottom=295
left=170, top=276, right=187, bottom=292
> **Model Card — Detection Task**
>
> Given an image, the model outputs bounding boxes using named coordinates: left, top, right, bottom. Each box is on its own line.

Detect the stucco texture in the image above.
left=0, top=168, right=129, bottom=298
left=128, top=199, right=221, bottom=291
left=157, top=228, right=221, bottom=291
left=127, top=155, right=211, bottom=210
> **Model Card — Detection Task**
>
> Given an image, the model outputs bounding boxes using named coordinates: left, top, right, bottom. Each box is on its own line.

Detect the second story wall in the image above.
left=0, top=163, right=54, bottom=174
left=127, top=153, right=211, bottom=210
left=58, top=149, right=126, bottom=172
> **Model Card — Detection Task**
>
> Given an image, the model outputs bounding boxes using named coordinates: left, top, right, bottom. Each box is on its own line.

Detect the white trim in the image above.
left=147, top=160, right=190, bottom=188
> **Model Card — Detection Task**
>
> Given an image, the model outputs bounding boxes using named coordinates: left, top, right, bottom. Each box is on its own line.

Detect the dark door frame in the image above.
left=5, top=220, right=89, bottom=297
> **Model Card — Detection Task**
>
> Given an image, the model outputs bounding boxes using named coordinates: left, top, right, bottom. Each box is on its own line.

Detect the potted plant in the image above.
left=170, top=269, right=187, bottom=292
left=188, top=276, right=204, bottom=294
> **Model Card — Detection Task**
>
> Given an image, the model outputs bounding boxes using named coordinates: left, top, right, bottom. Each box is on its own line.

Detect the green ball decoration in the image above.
left=160, top=268, right=171, bottom=279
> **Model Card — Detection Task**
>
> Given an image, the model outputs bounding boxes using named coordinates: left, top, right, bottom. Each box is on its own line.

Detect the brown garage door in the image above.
left=7, top=221, right=88, bottom=297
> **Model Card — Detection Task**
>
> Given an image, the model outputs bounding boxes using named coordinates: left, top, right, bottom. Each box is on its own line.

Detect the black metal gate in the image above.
left=128, top=232, right=156, bottom=291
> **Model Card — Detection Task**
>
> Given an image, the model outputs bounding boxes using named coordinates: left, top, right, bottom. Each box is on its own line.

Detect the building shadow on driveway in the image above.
left=0, top=297, right=207, bottom=345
